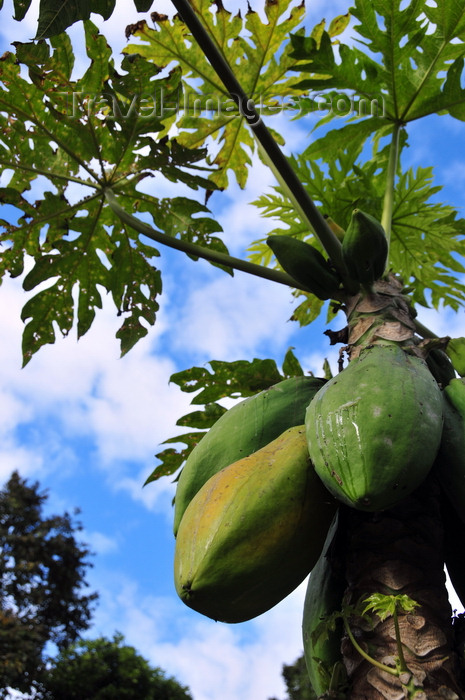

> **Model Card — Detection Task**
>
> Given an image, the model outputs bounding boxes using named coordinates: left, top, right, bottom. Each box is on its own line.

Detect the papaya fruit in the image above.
left=174, top=426, right=337, bottom=623
left=342, top=209, right=388, bottom=286
left=426, top=347, right=457, bottom=388
left=266, top=235, right=341, bottom=300
left=305, top=344, right=443, bottom=511
left=435, top=379, right=465, bottom=525
left=302, top=512, right=346, bottom=697
left=173, top=375, right=326, bottom=535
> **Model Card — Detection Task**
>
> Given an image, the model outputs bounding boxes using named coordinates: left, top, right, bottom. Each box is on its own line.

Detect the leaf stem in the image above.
left=381, top=122, right=402, bottom=251
left=342, top=614, right=398, bottom=677
left=0, top=158, right=97, bottom=189
left=104, top=188, right=311, bottom=291
left=393, top=608, right=409, bottom=674
left=169, top=0, right=345, bottom=272
left=413, top=319, right=438, bottom=339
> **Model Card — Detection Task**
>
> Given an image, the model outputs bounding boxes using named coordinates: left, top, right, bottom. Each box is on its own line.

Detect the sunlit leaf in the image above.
left=124, top=0, right=321, bottom=187
left=0, top=22, right=225, bottom=363
left=447, top=337, right=465, bottom=377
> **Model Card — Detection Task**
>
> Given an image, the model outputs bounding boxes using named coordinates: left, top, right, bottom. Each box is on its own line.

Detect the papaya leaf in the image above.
left=175, top=403, right=227, bottom=429
left=281, top=347, right=304, bottom=377
left=12, top=0, right=33, bottom=22
left=170, top=357, right=283, bottom=404
left=322, top=358, right=333, bottom=379
left=446, top=338, right=465, bottom=377
left=36, top=0, right=116, bottom=39
left=250, top=148, right=465, bottom=322
left=146, top=432, right=204, bottom=484
left=290, top=0, right=465, bottom=128
left=124, top=0, right=336, bottom=188
left=328, top=13, right=351, bottom=39
left=361, top=593, right=419, bottom=622
left=0, top=22, right=226, bottom=364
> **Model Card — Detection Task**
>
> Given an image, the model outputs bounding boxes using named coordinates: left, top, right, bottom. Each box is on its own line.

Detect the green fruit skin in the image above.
left=436, top=380, right=465, bottom=525
left=305, top=344, right=443, bottom=512
left=173, top=375, right=326, bottom=535
left=426, top=348, right=457, bottom=388
left=302, top=513, right=345, bottom=697
left=267, top=235, right=341, bottom=300
left=342, top=209, right=388, bottom=286
left=174, top=426, right=337, bottom=624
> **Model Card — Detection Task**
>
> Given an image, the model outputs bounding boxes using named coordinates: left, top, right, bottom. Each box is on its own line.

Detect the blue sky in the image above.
left=1, top=1, right=465, bottom=699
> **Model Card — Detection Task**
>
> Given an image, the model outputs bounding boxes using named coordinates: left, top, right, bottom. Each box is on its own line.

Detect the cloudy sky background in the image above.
left=1, top=1, right=465, bottom=699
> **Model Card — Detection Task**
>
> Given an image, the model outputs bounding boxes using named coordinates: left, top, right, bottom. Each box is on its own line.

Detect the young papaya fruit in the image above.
left=426, top=348, right=457, bottom=388
left=342, top=209, right=388, bottom=286
left=302, top=512, right=346, bottom=697
left=173, top=375, right=326, bottom=535
left=305, top=344, right=443, bottom=512
left=174, top=426, right=337, bottom=623
left=435, top=380, right=465, bottom=525
left=267, top=235, right=341, bottom=300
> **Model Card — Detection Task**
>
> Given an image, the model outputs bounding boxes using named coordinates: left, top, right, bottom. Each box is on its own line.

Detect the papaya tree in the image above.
left=1, top=0, right=465, bottom=698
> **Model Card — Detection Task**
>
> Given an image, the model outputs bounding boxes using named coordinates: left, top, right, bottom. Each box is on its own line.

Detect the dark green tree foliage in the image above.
left=269, top=655, right=316, bottom=700
left=0, top=471, right=98, bottom=696
left=40, top=633, right=193, bottom=700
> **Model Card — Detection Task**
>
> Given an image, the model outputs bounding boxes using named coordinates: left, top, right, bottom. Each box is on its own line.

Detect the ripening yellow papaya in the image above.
left=174, top=426, right=337, bottom=623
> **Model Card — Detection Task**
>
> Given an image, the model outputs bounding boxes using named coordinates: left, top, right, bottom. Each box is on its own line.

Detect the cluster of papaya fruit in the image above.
left=266, top=207, right=388, bottom=299
left=171, top=206, right=465, bottom=695
left=173, top=375, right=338, bottom=624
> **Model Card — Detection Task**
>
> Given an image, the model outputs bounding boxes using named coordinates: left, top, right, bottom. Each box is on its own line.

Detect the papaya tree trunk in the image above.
left=340, top=473, right=464, bottom=699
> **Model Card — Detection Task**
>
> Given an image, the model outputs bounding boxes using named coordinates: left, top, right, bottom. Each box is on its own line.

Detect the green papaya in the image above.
left=267, top=235, right=341, bottom=300
left=174, top=426, right=337, bottom=623
left=173, top=375, right=326, bottom=535
left=426, top=348, right=457, bottom=388
left=305, top=344, right=443, bottom=511
left=302, top=512, right=346, bottom=697
left=342, top=209, right=388, bottom=286
left=435, top=380, right=465, bottom=525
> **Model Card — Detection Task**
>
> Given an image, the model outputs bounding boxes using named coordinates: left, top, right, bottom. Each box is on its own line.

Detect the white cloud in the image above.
left=85, top=530, right=119, bottom=555
left=168, top=270, right=299, bottom=361
left=0, top=274, right=192, bottom=506
left=91, top=573, right=309, bottom=700
left=115, top=471, right=177, bottom=520
left=416, top=305, right=465, bottom=340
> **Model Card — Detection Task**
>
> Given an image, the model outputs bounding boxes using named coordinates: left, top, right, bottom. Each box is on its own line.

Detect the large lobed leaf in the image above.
left=0, top=23, right=225, bottom=364
left=289, top=0, right=465, bottom=158
left=250, top=135, right=465, bottom=322
left=125, top=0, right=316, bottom=188
left=4, top=0, right=149, bottom=39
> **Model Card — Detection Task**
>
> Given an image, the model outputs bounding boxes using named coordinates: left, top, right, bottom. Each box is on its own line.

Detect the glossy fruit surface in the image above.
left=305, top=344, right=443, bottom=511
left=267, top=235, right=341, bottom=299
left=173, top=375, right=325, bottom=535
left=342, top=209, right=388, bottom=286
left=174, top=426, right=336, bottom=623
left=302, top=513, right=345, bottom=696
